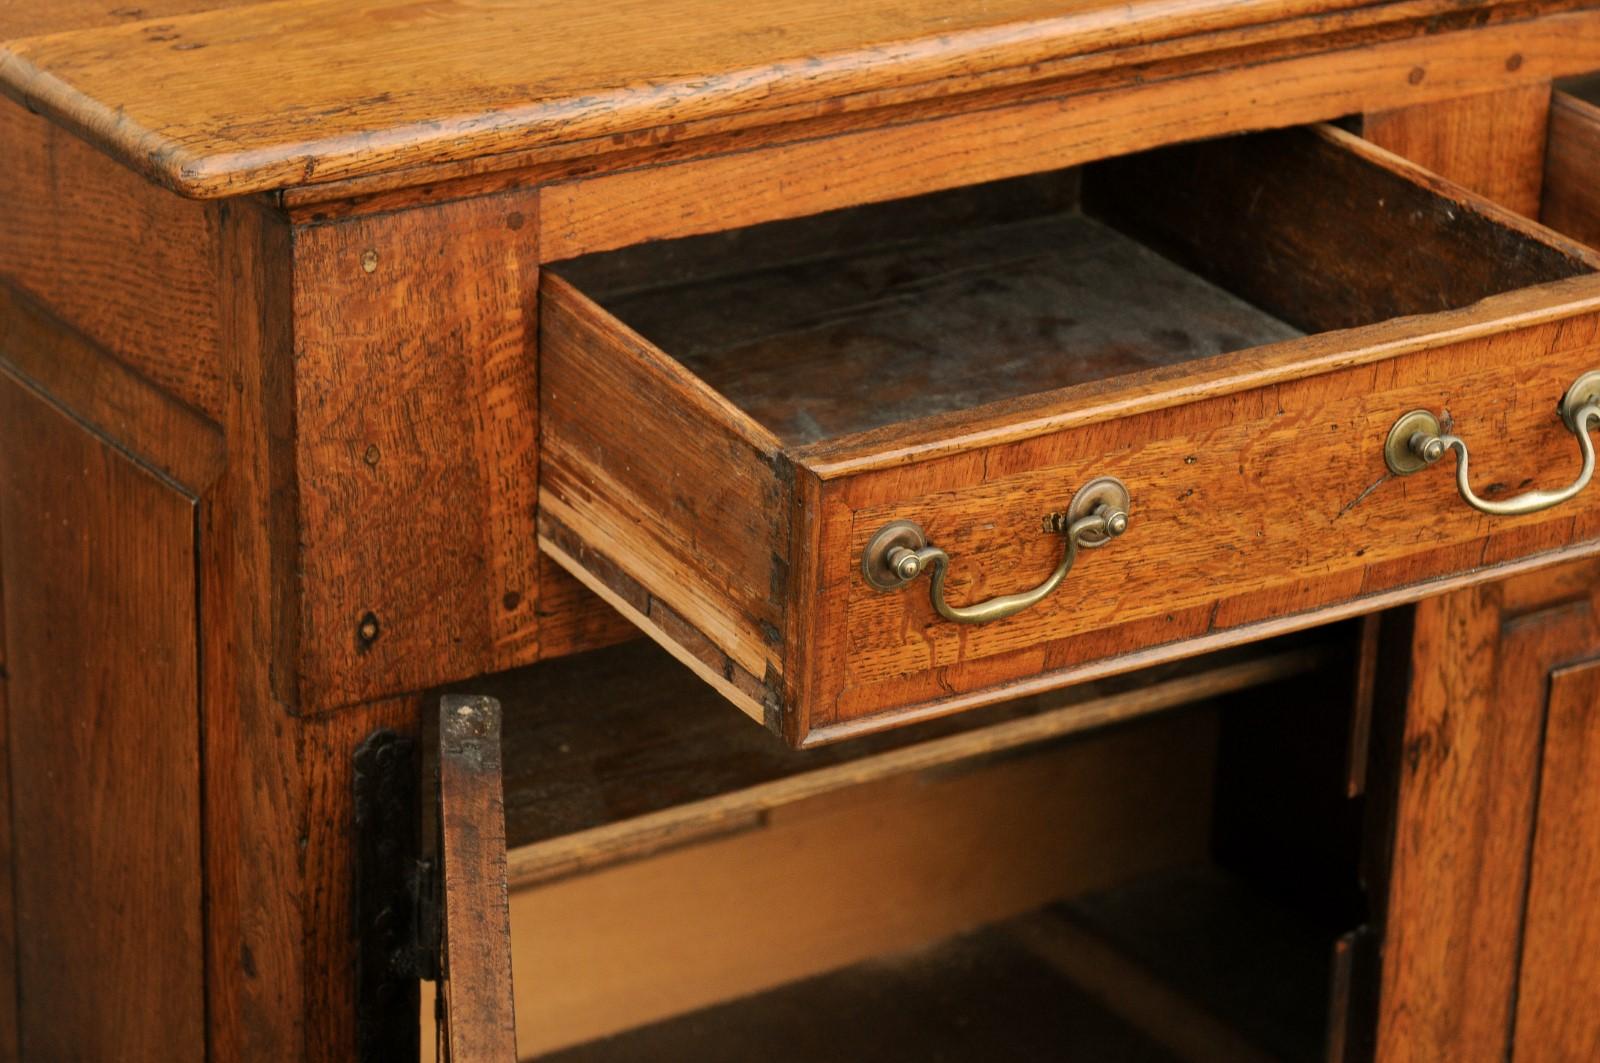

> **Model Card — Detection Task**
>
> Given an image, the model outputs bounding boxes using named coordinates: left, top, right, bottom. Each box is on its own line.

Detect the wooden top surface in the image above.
left=0, top=0, right=1547, bottom=198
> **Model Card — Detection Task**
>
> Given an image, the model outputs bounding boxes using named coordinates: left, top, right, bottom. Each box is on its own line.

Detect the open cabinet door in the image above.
left=436, top=695, right=518, bottom=1062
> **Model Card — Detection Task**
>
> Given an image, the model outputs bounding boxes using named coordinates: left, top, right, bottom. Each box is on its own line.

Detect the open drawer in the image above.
left=538, top=124, right=1600, bottom=745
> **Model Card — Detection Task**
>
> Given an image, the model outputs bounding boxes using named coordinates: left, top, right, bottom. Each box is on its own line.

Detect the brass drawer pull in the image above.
left=861, top=477, right=1130, bottom=624
left=1385, top=371, right=1600, bottom=517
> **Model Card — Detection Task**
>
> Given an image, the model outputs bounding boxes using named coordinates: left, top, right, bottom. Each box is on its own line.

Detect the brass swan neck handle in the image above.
left=1385, top=371, right=1600, bottom=518
left=861, top=477, right=1130, bottom=625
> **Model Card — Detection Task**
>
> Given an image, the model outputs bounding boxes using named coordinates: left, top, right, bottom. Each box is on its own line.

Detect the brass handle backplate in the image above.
left=1384, top=370, right=1600, bottom=517
left=860, top=477, right=1130, bottom=624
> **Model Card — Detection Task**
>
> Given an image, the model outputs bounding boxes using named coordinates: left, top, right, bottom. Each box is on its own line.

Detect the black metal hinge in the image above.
left=353, top=728, right=439, bottom=1062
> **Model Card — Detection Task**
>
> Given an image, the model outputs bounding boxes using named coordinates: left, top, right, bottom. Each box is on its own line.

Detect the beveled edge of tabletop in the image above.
left=0, top=0, right=1526, bottom=200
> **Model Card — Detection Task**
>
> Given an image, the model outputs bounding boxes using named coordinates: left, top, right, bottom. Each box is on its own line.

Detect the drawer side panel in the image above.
left=539, top=275, right=793, bottom=725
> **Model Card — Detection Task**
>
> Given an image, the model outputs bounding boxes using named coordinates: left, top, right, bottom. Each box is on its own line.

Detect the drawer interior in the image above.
left=553, top=124, right=1592, bottom=450
left=429, top=615, right=1387, bottom=1059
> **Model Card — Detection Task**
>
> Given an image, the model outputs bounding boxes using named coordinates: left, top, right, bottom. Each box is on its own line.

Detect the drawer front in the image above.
left=814, top=310, right=1600, bottom=734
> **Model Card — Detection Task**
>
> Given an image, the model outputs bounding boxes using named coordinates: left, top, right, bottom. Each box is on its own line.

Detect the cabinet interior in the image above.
left=428, top=614, right=1390, bottom=1060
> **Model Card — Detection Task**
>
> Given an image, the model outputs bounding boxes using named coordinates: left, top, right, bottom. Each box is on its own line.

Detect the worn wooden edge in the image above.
left=1315, top=122, right=1600, bottom=270
left=780, top=465, right=828, bottom=746
left=501, top=645, right=1329, bottom=888
left=804, top=538, right=1600, bottom=745
left=280, top=0, right=1593, bottom=217
left=535, top=519, right=770, bottom=727
left=0, top=0, right=1542, bottom=199
left=437, top=694, right=517, bottom=1063
left=1553, top=87, right=1600, bottom=115
left=793, top=272, right=1600, bottom=478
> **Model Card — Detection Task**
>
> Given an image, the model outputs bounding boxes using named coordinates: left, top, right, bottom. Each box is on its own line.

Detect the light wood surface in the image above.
left=503, top=706, right=1218, bottom=1056
left=536, top=914, right=1185, bottom=1063
left=7, top=0, right=1600, bottom=197
left=539, top=272, right=790, bottom=723
left=1363, top=84, right=1553, bottom=216
left=291, top=190, right=544, bottom=711
left=0, top=0, right=257, bottom=38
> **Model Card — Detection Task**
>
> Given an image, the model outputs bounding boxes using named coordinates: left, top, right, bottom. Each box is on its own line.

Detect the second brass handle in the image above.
left=861, top=477, right=1130, bottom=625
left=1384, top=370, right=1600, bottom=517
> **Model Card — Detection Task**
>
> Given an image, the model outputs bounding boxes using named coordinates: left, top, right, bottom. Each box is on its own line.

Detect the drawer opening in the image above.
left=539, top=120, right=1600, bottom=745
left=427, top=616, right=1385, bottom=1059
left=550, top=124, right=1594, bottom=449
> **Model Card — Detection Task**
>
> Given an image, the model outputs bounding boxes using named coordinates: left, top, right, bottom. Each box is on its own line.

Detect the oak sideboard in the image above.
left=4, top=2, right=1600, bottom=1060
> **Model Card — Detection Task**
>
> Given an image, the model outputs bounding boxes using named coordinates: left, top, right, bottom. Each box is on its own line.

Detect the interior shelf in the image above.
left=443, top=629, right=1343, bottom=886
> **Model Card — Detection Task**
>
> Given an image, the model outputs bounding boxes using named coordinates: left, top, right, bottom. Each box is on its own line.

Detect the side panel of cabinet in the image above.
left=0, top=375, right=205, bottom=1060
left=1513, top=657, right=1600, bottom=1061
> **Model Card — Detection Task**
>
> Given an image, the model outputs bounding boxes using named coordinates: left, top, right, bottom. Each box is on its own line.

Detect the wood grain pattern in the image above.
left=539, top=8, right=1600, bottom=261
left=1374, top=563, right=1600, bottom=1061
left=0, top=373, right=204, bottom=1061
left=594, top=211, right=1301, bottom=446
left=504, top=705, right=1218, bottom=1056
left=821, top=312, right=1600, bottom=727
left=1, top=0, right=1566, bottom=197
left=0, top=284, right=224, bottom=492
left=1362, top=84, right=1553, bottom=217
left=291, top=191, right=544, bottom=711
left=1542, top=87, right=1600, bottom=247
left=437, top=695, right=516, bottom=1063
left=204, top=196, right=309, bottom=1061
left=1511, top=655, right=1600, bottom=1062
left=0, top=97, right=223, bottom=415
left=0, top=0, right=259, bottom=38
left=544, top=124, right=1600, bottom=740
left=538, top=274, right=791, bottom=724
left=199, top=198, right=427, bottom=1063
left=532, top=555, right=639, bottom=661
left=0, top=407, right=18, bottom=1063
